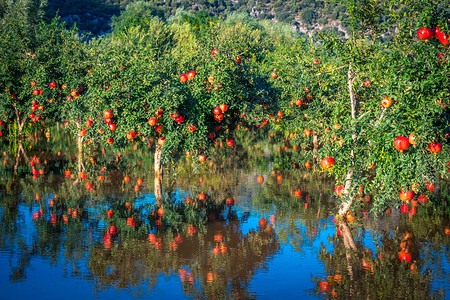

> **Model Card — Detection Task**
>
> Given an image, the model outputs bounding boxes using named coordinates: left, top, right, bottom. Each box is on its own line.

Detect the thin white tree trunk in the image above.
left=154, top=144, right=163, bottom=206
left=339, top=63, right=358, bottom=218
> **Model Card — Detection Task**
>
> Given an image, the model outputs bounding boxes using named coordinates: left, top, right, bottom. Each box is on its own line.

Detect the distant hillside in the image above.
left=46, top=0, right=348, bottom=36
left=46, top=0, right=121, bottom=34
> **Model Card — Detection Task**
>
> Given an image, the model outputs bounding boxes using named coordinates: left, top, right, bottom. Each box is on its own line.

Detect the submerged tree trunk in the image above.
left=154, top=144, right=163, bottom=206
left=339, top=220, right=359, bottom=297
left=340, top=220, right=357, bottom=252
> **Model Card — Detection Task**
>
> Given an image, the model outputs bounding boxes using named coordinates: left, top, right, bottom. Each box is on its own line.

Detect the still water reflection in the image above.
left=0, top=146, right=449, bottom=299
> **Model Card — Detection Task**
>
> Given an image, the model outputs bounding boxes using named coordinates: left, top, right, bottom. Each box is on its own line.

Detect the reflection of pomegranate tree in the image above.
left=1, top=150, right=281, bottom=298
left=251, top=170, right=335, bottom=248
left=1, top=171, right=252, bottom=283
left=312, top=220, right=445, bottom=299
left=89, top=217, right=279, bottom=299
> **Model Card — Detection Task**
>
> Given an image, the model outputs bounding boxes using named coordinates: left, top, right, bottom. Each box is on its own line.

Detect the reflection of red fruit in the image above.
left=319, top=281, right=332, bottom=292
left=104, top=233, right=112, bottom=242
left=157, top=207, right=164, bottom=217
left=187, top=225, right=196, bottom=235
left=257, top=175, right=264, bottom=183
left=258, top=218, right=268, bottom=228
left=154, top=241, right=162, bottom=250
left=148, top=233, right=156, bottom=243
left=127, top=217, right=135, bottom=227
left=212, top=246, right=221, bottom=255
left=214, top=234, right=223, bottom=242
left=398, top=251, right=412, bottom=262
left=225, top=198, right=234, bottom=206
left=362, top=259, right=372, bottom=270
left=179, top=269, right=188, bottom=281
left=108, top=225, right=117, bottom=235
left=221, top=244, right=228, bottom=253
left=174, top=235, right=184, bottom=244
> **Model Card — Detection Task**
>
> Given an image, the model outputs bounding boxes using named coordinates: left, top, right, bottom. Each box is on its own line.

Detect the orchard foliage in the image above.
left=266, top=0, right=449, bottom=214
left=0, top=14, right=89, bottom=136
left=82, top=13, right=278, bottom=162
left=0, top=1, right=449, bottom=214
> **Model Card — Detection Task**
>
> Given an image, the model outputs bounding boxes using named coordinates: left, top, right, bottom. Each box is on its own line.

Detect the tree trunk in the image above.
left=312, top=133, right=319, bottom=164
left=435, top=172, right=441, bottom=204
left=339, top=63, right=358, bottom=218
left=14, top=142, right=30, bottom=174
left=75, top=122, right=85, bottom=174
left=12, top=104, right=26, bottom=138
left=154, top=144, right=163, bottom=206
left=339, top=169, right=355, bottom=217
left=18, top=120, right=24, bottom=137
left=77, top=135, right=85, bottom=174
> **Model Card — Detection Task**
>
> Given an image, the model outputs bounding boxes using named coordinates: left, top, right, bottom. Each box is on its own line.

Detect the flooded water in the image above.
left=0, top=138, right=449, bottom=299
